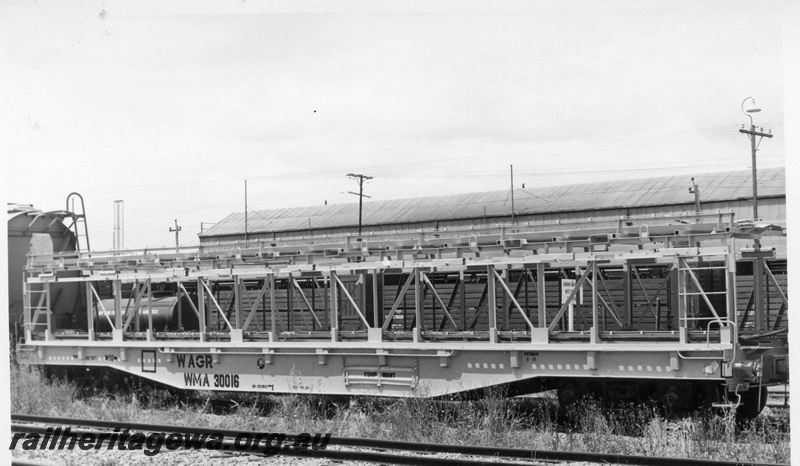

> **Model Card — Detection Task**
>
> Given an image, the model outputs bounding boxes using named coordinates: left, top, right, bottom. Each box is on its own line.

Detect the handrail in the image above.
left=26, top=211, right=747, bottom=267
left=677, top=320, right=737, bottom=362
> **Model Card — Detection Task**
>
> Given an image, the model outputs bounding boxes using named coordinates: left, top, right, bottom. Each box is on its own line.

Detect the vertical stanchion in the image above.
left=537, top=263, right=546, bottom=328
left=310, top=279, right=315, bottom=331
left=754, top=257, right=764, bottom=331
left=726, top=243, right=737, bottom=329
left=44, top=282, right=51, bottom=341
left=197, top=278, right=206, bottom=343
left=207, top=280, right=214, bottom=334
left=488, top=265, right=497, bottom=343
left=86, top=282, right=94, bottom=342
left=678, top=258, right=688, bottom=344
left=372, top=270, right=379, bottom=327
left=113, top=279, right=122, bottom=341
left=590, top=261, right=599, bottom=343
left=414, top=268, right=423, bottom=342
left=234, top=276, right=242, bottom=330
left=460, top=270, right=467, bottom=331
left=175, top=279, right=182, bottom=332
left=134, top=281, right=141, bottom=333
left=147, top=282, right=153, bottom=341
left=623, top=263, right=633, bottom=328
left=329, top=272, right=339, bottom=341
left=501, top=269, right=509, bottom=331
left=270, top=274, right=277, bottom=342
left=23, top=279, right=32, bottom=342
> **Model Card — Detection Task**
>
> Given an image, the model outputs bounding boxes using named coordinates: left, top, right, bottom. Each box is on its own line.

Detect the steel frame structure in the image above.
left=19, top=212, right=788, bottom=409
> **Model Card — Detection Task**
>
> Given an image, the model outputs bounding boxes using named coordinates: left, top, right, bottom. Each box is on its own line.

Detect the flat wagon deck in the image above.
left=18, top=212, right=789, bottom=417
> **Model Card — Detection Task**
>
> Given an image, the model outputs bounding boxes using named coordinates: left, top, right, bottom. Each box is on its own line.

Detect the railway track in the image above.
left=10, top=414, right=788, bottom=466
left=766, top=384, right=790, bottom=408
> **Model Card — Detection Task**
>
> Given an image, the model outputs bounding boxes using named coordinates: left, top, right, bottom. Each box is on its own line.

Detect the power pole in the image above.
left=169, top=219, right=181, bottom=252
left=347, top=173, right=372, bottom=234
left=738, top=97, right=773, bottom=333
left=689, top=178, right=700, bottom=215
left=510, top=165, right=515, bottom=225
left=244, top=179, right=248, bottom=242
left=739, top=98, right=773, bottom=223
left=113, top=200, right=124, bottom=252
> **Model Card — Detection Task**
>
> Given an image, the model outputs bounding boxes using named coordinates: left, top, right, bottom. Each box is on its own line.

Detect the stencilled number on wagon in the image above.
left=213, top=374, right=239, bottom=388
left=364, top=371, right=397, bottom=378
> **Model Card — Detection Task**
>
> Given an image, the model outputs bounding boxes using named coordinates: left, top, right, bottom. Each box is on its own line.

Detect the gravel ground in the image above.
left=12, top=448, right=348, bottom=466
left=11, top=446, right=608, bottom=466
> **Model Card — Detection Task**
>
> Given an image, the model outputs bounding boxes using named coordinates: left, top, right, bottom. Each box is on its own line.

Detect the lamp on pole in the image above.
left=738, top=97, right=773, bottom=223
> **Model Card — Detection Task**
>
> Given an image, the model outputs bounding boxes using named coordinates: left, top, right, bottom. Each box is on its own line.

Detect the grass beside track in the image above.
left=9, top=364, right=790, bottom=464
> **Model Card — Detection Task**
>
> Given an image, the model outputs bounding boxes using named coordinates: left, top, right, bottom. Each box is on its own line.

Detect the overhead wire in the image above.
left=17, top=121, right=783, bottom=195
left=28, top=121, right=786, bottom=247
left=355, top=123, right=783, bottom=177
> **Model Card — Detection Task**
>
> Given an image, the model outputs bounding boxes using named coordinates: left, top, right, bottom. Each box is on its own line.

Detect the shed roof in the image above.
left=200, top=167, right=785, bottom=238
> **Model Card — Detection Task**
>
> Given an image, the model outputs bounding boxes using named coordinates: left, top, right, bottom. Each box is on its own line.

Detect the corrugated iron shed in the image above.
left=200, top=167, right=785, bottom=238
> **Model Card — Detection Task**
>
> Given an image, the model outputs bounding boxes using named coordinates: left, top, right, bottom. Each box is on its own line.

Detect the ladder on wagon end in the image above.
left=64, top=192, right=91, bottom=253
left=23, top=281, right=52, bottom=341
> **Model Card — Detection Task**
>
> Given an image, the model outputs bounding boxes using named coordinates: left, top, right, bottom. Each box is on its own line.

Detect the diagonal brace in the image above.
left=585, top=277, right=624, bottom=328
left=548, top=267, right=592, bottom=332
left=764, top=264, right=788, bottom=307
left=177, top=282, right=202, bottom=320
left=88, top=282, right=116, bottom=329
left=241, top=279, right=271, bottom=331
left=333, top=273, right=371, bottom=328
left=291, top=278, right=324, bottom=328
left=122, top=280, right=149, bottom=332
left=200, top=279, right=234, bottom=331
left=382, top=273, right=416, bottom=331
left=421, top=273, right=459, bottom=331
left=682, top=259, right=722, bottom=321
left=490, top=268, right=535, bottom=330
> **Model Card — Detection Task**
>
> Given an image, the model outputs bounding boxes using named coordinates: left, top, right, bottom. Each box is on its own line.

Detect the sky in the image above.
left=1, top=0, right=796, bottom=252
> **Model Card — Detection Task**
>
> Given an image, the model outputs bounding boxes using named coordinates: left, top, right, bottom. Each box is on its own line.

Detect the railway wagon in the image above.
left=17, top=211, right=788, bottom=417
left=7, top=201, right=82, bottom=342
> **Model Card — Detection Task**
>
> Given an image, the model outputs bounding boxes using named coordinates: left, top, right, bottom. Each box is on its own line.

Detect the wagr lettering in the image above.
left=176, top=354, right=213, bottom=369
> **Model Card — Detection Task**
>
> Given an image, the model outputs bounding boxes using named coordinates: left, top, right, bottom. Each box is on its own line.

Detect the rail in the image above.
left=10, top=414, right=788, bottom=466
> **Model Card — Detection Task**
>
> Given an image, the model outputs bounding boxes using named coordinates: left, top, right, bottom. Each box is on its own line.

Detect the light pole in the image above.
left=738, top=97, right=773, bottom=223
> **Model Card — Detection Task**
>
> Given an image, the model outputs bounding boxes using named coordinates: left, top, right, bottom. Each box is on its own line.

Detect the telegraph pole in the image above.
left=738, top=97, right=773, bottom=333
left=169, top=219, right=181, bottom=252
left=347, top=173, right=372, bottom=234
left=510, top=165, right=516, bottom=225
left=244, top=179, right=248, bottom=242
left=689, top=178, right=700, bottom=215
left=738, top=97, right=773, bottom=223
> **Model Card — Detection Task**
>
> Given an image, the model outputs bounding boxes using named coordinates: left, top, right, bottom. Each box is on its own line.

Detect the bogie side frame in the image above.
left=18, top=212, right=788, bottom=413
